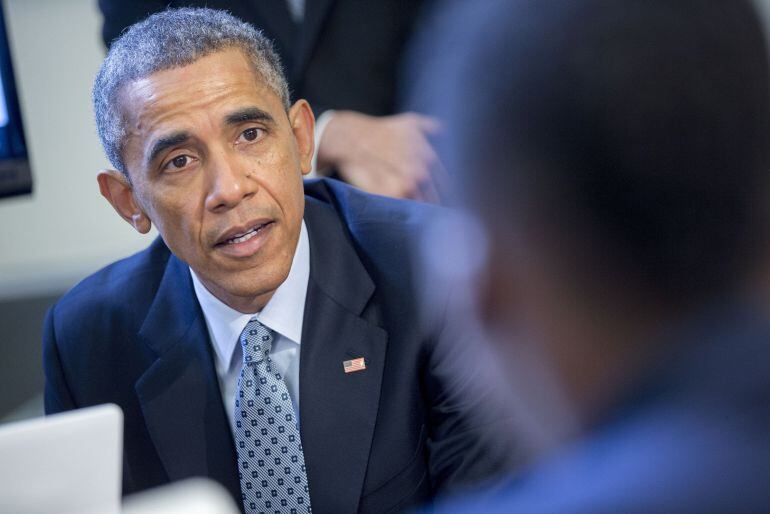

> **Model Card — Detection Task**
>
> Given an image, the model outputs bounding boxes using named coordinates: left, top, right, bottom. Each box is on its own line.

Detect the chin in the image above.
left=222, top=264, right=289, bottom=300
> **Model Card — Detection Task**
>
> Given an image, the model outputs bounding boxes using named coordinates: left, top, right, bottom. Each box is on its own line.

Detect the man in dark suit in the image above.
left=414, top=0, right=770, bottom=512
left=43, top=8, right=507, bottom=513
left=97, top=0, right=442, bottom=202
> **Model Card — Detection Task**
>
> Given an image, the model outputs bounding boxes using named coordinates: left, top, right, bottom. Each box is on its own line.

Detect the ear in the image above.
left=97, top=169, right=152, bottom=234
left=288, top=99, right=315, bottom=176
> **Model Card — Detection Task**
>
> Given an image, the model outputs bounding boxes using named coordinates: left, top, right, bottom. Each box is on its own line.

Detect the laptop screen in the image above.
left=0, top=404, right=123, bottom=514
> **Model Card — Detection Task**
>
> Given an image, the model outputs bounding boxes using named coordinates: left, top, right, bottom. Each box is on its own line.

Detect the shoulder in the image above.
left=305, top=177, right=444, bottom=259
left=431, top=398, right=770, bottom=514
left=47, top=237, right=172, bottom=341
left=304, top=178, right=447, bottom=302
left=303, top=178, right=448, bottom=330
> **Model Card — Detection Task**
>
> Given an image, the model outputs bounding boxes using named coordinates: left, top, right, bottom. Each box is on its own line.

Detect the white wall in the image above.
left=0, top=0, right=151, bottom=299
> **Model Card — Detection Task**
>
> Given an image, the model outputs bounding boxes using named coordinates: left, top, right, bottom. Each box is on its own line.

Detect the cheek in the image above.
left=258, top=144, right=300, bottom=180
left=143, top=190, right=203, bottom=248
left=250, top=144, right=305, bottom=211
left=279, top=170, right=307, bottom=225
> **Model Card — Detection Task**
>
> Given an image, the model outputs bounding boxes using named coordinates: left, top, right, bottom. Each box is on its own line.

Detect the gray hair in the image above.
left=93, top=7, right=291, bottom=176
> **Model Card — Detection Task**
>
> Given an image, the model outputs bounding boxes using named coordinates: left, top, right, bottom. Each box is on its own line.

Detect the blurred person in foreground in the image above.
left=42, top=8, right=509, bottom=513
left=98, top=0, right=444, bottom=202
left=414, top=0, right=770, bottom=511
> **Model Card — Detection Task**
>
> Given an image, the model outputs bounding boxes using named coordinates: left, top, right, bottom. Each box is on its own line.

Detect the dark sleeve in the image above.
left=98, top=0, right=170, bottom=48
left=42, top=305, right=77, bottom=414
left=422, top=304, right=520, bottom=496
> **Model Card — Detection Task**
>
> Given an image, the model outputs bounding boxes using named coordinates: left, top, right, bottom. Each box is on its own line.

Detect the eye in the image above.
left=238, top=127, right=263, bottom=143
left=162, top=154, right=195, bottom=172
left=171, top=155, right=188, bottom=168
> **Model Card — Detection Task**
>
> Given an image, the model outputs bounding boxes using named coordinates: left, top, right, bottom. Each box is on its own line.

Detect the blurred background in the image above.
left=0, top=0, right=152, bottom=423
left=1, top=0, right=769, bottom=425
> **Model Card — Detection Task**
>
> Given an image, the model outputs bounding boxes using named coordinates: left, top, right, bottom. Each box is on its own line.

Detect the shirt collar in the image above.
left=190, top=221, right=310, bottom=369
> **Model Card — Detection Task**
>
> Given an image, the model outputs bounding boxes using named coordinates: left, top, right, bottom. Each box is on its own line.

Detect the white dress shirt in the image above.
left=190, top=221, right=310, bottom=433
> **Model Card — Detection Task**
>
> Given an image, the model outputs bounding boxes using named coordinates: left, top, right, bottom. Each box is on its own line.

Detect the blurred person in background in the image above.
left=98, top=0, right=444, bottom=202
left=413, top=0, right=770, bottom=511
left=43, top=8, right=511, bottom=513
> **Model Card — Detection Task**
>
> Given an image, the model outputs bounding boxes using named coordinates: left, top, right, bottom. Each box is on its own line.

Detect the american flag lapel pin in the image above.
left=343, top=357, right=366, bottom=373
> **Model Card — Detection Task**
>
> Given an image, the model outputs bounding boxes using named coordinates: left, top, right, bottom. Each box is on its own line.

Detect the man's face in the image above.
left=108, top=48, right=314, bottom=312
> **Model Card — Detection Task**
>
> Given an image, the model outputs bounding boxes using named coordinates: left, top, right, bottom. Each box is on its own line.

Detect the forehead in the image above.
left=118, top=48, right=282, bottom=135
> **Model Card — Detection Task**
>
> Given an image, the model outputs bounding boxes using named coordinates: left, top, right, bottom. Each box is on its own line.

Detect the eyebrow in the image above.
left=146, top=131, right=191, bottom=167
left=224, top=107, right=275, bottom=126
left=144, top=108, right=275, bottom=168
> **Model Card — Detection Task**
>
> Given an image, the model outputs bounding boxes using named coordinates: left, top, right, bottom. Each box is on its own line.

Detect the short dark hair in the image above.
left=429, top=0, right=770, bottom=299
left=93, top=7, right=290, bottom=176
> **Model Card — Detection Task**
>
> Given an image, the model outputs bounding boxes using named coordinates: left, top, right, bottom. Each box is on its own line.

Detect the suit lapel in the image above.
left=293, top=0, right=336, bottom=79
left=134, top=253, right=242, bottom=507
left=300, top=196, right=388, bottom=514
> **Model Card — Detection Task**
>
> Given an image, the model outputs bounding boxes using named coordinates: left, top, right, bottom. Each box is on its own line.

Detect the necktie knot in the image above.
left=240, top=318, right=273, bottom=365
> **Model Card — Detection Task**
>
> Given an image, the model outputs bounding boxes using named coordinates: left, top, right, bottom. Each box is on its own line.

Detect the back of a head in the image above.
left=433, top=0, right=770, bottom=303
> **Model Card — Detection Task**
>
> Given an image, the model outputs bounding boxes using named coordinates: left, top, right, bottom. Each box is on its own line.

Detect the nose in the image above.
left=204, top=150, right=256, bottom=212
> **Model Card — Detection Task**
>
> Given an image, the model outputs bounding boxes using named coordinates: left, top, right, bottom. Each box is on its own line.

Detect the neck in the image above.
left=199, top=276, right=277, bottom=314
left=544, top=290, right=675, bottom=432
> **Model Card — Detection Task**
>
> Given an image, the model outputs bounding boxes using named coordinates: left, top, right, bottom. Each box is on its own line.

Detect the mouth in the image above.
left=214, top=220, right=275, bottom=257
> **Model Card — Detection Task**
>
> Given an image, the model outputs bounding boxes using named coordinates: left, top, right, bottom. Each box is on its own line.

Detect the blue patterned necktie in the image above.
left=235, top=318, right=311, bottom=513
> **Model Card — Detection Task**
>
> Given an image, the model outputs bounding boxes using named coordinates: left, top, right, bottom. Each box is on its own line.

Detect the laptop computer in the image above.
left=123, top=478, right=240, bottom=514
left=0, top=403, right=122, bottom=514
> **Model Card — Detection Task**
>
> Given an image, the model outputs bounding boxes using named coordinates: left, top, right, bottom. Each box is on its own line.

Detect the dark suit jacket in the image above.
left=98, top=0, right=429, bottom=116
left=43, top=179, right=507, bottom=513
